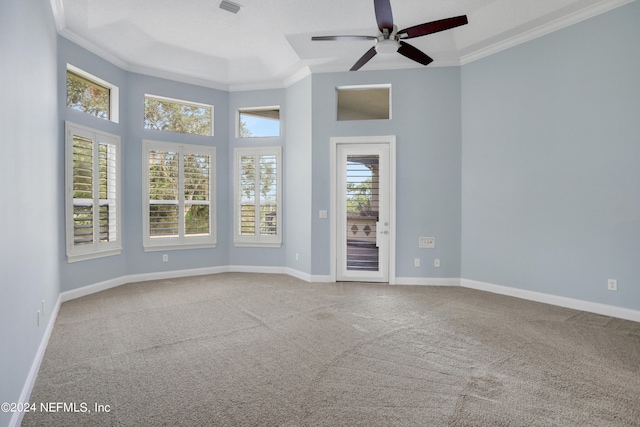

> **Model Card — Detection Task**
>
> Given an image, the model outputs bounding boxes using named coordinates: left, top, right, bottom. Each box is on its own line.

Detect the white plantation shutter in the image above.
left=184, top=153, right=211, bottom=236
left=259, top=154, right=277, bottom=236
left=99, top=141, right=118, bottom=242
left=234, top=147, right=282, bottom=246
left=72, top=135, right=94, bottom=245
left=66, top=122, right=121, bottom=262
left=143, top=140, right=216, bottom=250
left=148, top=150, right=180, bottom=238
left=239, top=154, right=256, bottom=235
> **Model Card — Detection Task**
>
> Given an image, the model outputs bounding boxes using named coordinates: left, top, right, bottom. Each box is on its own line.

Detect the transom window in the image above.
left=234, top=147, right=282, bottom=247
left=238, top=106, right=280, bottom=138
left=143, top=140, right=216, bottom=250
left=65, top=122, right=121, bottom=262
left=337, top=84, right=391, bottom=121
left=144, top=95, right=213, bottom=136
left=66, top=64, right=119, bottom=122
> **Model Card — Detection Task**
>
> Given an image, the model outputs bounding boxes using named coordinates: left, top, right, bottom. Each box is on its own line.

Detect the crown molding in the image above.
left=58, top=28, right=130, bottom=70
left=51, top=0, right=635, bottom=91
left=283, top=66, right=312, bottom=88
left=461, top=0, right=636, bottom=65
left=49, top=0, right=65, bottom=32
left=227, top=79, right=288, bottom=92
left=127, top=63, right=231, bottom=92
left=222, top=65, right=312, bottom=92
left=58, top=28, right=232, bottom=91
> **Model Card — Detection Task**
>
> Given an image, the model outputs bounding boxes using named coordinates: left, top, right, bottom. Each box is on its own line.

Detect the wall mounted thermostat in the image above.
left=419, top=237, right=435, bottom=248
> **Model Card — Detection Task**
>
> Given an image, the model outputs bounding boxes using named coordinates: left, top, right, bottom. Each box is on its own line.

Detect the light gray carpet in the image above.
left=23, top=273, right=640, bottom=426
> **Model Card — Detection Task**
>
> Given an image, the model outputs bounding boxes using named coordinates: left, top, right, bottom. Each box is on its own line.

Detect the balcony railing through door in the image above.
left=346, top=155, right=379, bottom=271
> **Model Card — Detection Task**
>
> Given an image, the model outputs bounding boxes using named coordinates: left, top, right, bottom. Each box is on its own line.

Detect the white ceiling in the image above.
left=52, top=0, right=633, bottom=91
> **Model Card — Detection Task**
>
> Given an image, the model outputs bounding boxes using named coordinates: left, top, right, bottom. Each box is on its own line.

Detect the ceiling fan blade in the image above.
left=374, top=0, right=394, bottom=31
left=397, top=41, right=433, bottom=66
left=398, top=15, right=468, bottom=39
left=312, top=35, right=377, bottom=41
left=350, top=46, right=377, bottom=71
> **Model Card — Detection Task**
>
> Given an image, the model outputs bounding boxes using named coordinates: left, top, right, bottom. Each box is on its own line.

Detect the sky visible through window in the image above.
left=241, top=114, right=279, bottom=137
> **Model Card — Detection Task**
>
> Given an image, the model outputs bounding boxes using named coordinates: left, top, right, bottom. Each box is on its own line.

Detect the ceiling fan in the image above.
left=312, top=0, right=468, bottom=71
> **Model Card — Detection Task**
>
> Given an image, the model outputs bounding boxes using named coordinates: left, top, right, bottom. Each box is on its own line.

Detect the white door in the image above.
left=336, top=143, right=391, bottom=282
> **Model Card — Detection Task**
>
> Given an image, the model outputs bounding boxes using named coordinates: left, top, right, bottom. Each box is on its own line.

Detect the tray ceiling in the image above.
left=51, top=0, right=634, bottom=90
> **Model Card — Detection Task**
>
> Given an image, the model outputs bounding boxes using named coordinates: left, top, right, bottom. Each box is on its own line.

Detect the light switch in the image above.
left=319, top=210, right=328, bottom=219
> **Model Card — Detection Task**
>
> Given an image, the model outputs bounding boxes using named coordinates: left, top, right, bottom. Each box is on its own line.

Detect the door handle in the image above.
left=380, top=230, right=389, bottom=235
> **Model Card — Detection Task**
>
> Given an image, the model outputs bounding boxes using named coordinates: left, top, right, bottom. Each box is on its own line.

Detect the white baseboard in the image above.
left=60, top=275, right=129, bottom=302
left=59, top=270, right=640, bottom=323
left=10, top=294, right=62, bottom=427
left=461, top=278, right=640, bottom=323
left=127, top=266, right=230, bottom=283
left=227, top=265, right=287, bottom=275
left=59, top=266, right=333, bottom=310
left=61, top=266, right=307, bottom=302
left=18, top=269, right=639, bottom=427
left=310, top=274, right=332, bottom=283
left=395, top=277, right=461, bottom=286
left=283, top=267, right=313, bottom=282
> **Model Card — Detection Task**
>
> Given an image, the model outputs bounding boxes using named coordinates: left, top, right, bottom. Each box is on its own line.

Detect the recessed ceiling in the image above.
left=51, top=0, right=633, bottom=91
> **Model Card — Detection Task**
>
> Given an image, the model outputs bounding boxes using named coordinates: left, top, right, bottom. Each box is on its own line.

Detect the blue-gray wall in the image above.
left=461, top=1, right=640, bottom=310
left=57, top=37, right=128, bottom=291
left=125, top=73, right=230, bottom=276
left=310, top=69, right=463, bottom=278
left=3, top=2, right=640, bottom=423
left=56, top=39, right=231, bottom=291
left=285, top=76, right=313, bottom=274
left=0, top=1, right=59, bottom=425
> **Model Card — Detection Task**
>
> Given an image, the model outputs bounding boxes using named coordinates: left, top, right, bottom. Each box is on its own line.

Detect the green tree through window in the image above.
left=234, top=147, right=281, bottom=246
left=145, top=97, right=212, bottom=136
left=67, top=71, right=110, bottom=119
left=144, top=141, right=216, bottom=249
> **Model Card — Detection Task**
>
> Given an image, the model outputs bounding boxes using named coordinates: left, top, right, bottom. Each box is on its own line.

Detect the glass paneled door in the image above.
left=337, top=144, right=390, bottom=282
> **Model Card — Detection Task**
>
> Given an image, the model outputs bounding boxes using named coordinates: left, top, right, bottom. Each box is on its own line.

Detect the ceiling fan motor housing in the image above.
left=376, top=26, right=400, bottom=54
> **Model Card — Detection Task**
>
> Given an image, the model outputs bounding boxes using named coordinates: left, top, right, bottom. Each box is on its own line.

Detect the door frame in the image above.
left=330, top=135, right=396, bottom=284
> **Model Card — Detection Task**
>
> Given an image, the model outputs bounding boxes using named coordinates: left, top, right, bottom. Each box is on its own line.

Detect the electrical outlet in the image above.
left=419, top=237, right=435, bottom=249
left=434, top=258, right=440, bottom=268
left=295, top=253, right=299, bottom=261
left=162, top=254, right=168, bottom=262
left=414, top=258, right=420, bottom=267
left=608, top=279, right=617, bottom=291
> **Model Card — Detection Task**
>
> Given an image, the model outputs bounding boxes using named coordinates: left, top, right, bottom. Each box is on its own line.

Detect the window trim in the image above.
left=66, top=64, right=120, bottom=123
left=65, top=121, right=122, bottom=262
left=142, top=139, right=217, bottom=251
left=233, top=146, right=282, bottom=247
left=144, top=94, right=214, bottom=137
left=236, top=105, right=281, bottom=139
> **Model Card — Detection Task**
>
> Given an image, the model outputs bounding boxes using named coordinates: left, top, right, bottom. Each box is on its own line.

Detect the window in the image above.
left=65, top=122, right=121, bottom=262
left=144, top=95, right=213, bottom=136
left=234, top=147, right=282, bottom=247
left=143, top=140, right=216, bottom=250
left=66, top=64, right=119, bottom=122
left=337, top=84, right=391, bottom=121
left=238, top=106, right=280, bottom=138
